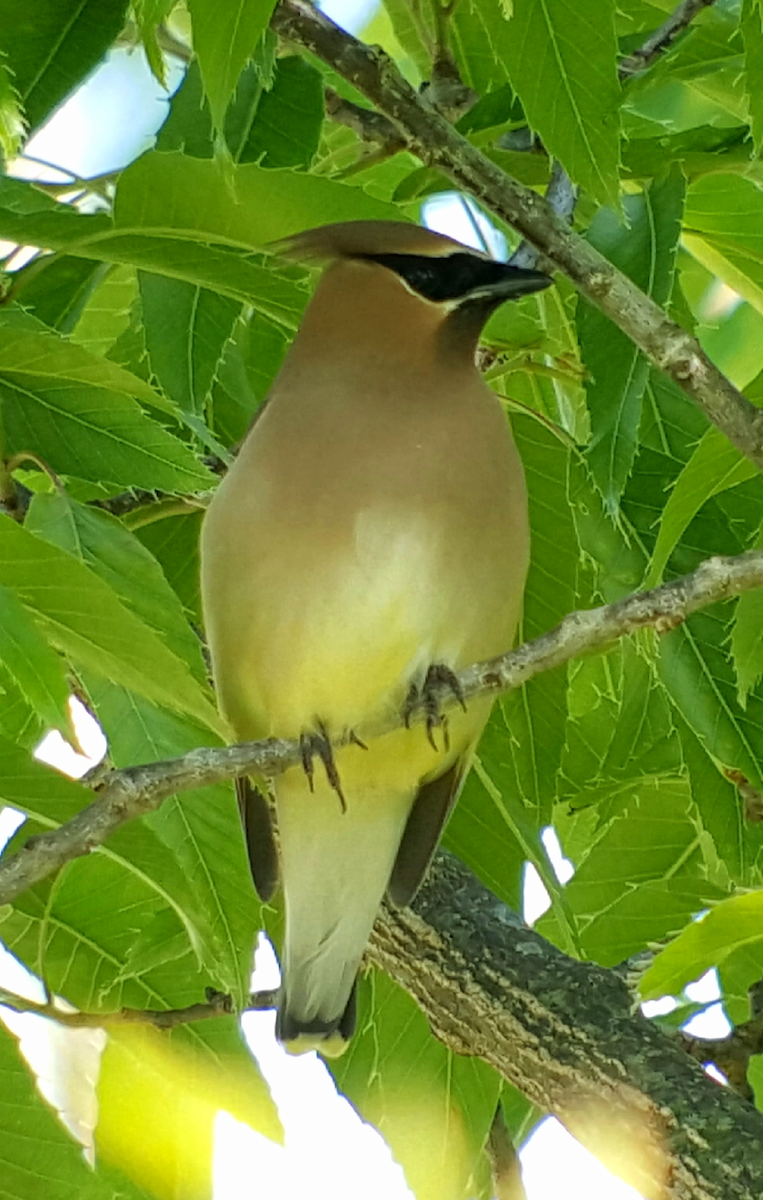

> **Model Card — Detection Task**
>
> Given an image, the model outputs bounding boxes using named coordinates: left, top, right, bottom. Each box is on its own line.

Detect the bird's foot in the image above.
left=404, top=664, right=467, bottom=752
left=300, top=724, right=347, bottom=813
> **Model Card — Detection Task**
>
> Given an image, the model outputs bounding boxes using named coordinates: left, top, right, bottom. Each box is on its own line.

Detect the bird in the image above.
left=199, top=220, right=550, bottom=1055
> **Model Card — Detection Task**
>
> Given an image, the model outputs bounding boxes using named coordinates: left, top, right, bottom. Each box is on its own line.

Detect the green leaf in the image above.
left=133, top=509, right=205, bottom=625
left=0, top=54, right=24, bottom=161
left=158, top=55, right=323, bottom=169
left=0, top=663, right=45, bottom=748
left=559, top=643, right=682, bottom=806
left=0, top=581, right=70, bottom=739
left=25, top=492, right=208, bottom=685
left=209, top=312, right=287, bottom=443
left=188, top=0, right=279, bottom=136
left=742, top=0, right=763, bottom=156
left=0, top=310, right=216, bottom=489
left=731, top=520, right=763, bottom=705
left=490, top=414, right=576, bottom=826
left=449, top=0, right=518, bottom=93
left=580, top=169, right=685, bottom=511
left=115, top=150, right=403, bottom=252
left=640, top=891, right=763, bottom=1001
left=237, top=56, right=324, bottom=168
left=561, top=775, right=701, bottom=906
left=331, top=968, right=501, bottom=1200
left=0, top=518, right=225, bottom=735
left=659, top=604, right=763, bottom=793
left=569, top=452, right=647, bottom=602
left=501, top=0, right=621, bottom=209
left=71, top=264, right=138, bottom=357
left=684, top=173, right=763, bottom=317
left=134, top=0, right=176, bottom=86
left=379, top=0, right=431, bottom=79
left=646, top=426, right=759, bottom=587
left=451, top=716, right=578, bottom=956
left=444, top=710, right=535, bottom=915
left=10, top=258, right=108, bottom=335
left=0, top=1024, right=154, bottom=1200
left=0, top=728, right=92, bottom=816
left=0, top=172, right=303, bottom=323
left=579, top=879, right=722, bottom=967
left=156, top=56, right=218, bottom=158
left=0, top=311, right=165, bottom=407
left=83, top=678, right=261, bottom=1005
left=0, top=372, right=215, bottom=492
left=677, top=715, right=762, bottom=888
left=139, top=273, right=242, bottom=416
left=0, top=0, right=128, bottom=133
left=0, top=728, right=223, bottom=978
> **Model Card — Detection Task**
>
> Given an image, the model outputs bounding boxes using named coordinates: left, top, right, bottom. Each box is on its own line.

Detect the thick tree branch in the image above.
left=370, top=852, right=763, bottom=1200
left=271, top=0, right=763, bottom=473
left=1, top=550, right=762, bottom=907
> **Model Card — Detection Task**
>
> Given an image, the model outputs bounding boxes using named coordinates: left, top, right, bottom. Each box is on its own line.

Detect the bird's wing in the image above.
left=236, top=776, right=279, bottom=902
left=386, top=756, right=467, bottom=908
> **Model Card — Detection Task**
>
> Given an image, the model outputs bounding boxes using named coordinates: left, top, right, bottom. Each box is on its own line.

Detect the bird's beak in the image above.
left=464, top=264, right=553, bottom=304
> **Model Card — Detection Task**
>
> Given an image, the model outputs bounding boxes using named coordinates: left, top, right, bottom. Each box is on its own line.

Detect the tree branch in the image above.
left=1, top=550, right=762, bottom=907
left=370, top=852, right=763, bottom=1200
left=619, top=0, right=718, bottom=78
left=270, top=0, right=763, bottom=474
left=0, top=986, right=279, bottom=1030
left=683, top=1012, right=763, bottom=1101
left=486, top=1104, right=528, bottom=1200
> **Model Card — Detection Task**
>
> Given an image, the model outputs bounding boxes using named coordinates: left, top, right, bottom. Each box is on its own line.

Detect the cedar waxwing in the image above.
left=200, top=221, right=550, bottom=1055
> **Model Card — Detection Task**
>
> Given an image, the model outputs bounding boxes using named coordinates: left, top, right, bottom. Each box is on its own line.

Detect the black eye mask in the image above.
left=363, top=251, right=550, bottom=303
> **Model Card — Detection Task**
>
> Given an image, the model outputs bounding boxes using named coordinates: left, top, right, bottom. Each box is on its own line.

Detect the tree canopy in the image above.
left=1, top=0, right=763, bottom=1197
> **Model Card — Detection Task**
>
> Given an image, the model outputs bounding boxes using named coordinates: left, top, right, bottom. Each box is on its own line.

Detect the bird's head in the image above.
left=272, top=220, right=552, bottom=362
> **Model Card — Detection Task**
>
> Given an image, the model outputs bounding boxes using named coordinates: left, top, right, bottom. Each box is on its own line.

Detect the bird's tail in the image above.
left=273, top=766, right=414, bottom=1056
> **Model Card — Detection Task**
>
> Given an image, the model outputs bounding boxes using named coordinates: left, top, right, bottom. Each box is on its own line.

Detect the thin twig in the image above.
left=1, top=550, right=762, bottom=908
left=619, top=0, right=718, bottom=77
left=0, top=986, right=279, bottom=1030
left=486, top=1105, right=528, bottom=1200
left=324, top=87, right=405, bottom=150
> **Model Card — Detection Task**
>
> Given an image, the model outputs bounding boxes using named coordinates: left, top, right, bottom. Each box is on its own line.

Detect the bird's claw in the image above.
left=300, top=725, right=347, bottom=813
left=404, top=664, right=467, bottom=752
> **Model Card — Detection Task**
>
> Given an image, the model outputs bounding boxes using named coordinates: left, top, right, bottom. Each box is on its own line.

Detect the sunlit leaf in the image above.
left=25, top=492, right=208, bottom=684
left=187, top=0, right=279, bottom=136
left=0, top=1023, right=152, bottom=1200
left=98, top=1025, right=281, bottom=1200
left=0, top=518, right=225, bottom=735
left=0, top=54, right=24, bottom=160
left=640, top=891, right=763, bottom=1000
left=646, top=426, right=759, bottom=586
left=684, top=173, right=763, bottom=316
left=331, top=969, right=500, bottom=1200
left=0, top=580, right=71, bottom=740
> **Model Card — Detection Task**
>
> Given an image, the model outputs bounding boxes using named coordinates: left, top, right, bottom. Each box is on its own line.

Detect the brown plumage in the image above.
left=200, top=220, right=549, bottom=1054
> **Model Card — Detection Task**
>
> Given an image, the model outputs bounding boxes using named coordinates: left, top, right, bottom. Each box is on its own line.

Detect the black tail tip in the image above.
left=276, top=981, right=357, bottom=1058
